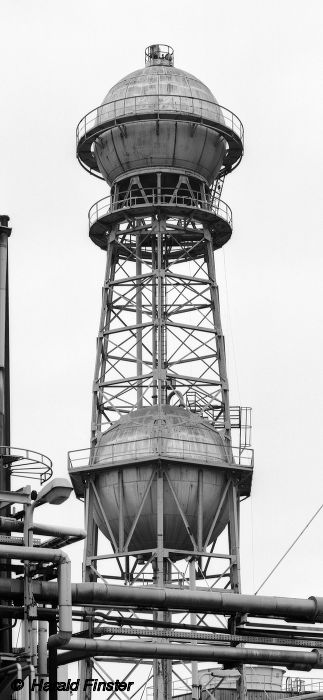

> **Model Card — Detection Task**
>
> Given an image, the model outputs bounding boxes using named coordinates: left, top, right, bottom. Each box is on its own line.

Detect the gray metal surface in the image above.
left=76, top=47, right=243, bottom=184
left=56, top=637, right=323, bottom=671
left=94, top=62, right=226, bottom=184
left=94, top=73, right=226, bottom=185
left=96, top=405, right=227, bottom=461
left=92, top=406, right=229, bottom=550
left=0, top=516, right=86, bottom=540
left=2, top=578, right=323, bottom=623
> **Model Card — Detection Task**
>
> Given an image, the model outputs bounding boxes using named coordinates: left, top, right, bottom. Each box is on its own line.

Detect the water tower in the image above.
left=69, top=44, right=253, bottom=700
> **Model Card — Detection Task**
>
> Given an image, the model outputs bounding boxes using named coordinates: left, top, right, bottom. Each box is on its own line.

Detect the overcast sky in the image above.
left=1, top=0, right=323, bottom=667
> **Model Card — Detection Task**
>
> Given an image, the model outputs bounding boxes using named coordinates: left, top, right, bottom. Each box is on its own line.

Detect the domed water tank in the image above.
left=93, top=44, right=227, bottom=185
left=92, top=405, right=231, bottom=554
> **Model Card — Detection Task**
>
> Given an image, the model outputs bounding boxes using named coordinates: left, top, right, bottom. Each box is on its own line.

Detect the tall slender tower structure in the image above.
left=0, top=214, right=11, bottom=656
left=69, top=45, right=253, bottom=700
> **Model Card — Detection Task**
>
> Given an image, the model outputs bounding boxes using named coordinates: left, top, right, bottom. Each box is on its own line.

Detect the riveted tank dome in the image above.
left=95, top=405, right=227, bottom=461
left=92, top=406, right=231, bottom=555
left=93, top=45, right=228, bottom=185
left=101, top=59, right=221, bottom=115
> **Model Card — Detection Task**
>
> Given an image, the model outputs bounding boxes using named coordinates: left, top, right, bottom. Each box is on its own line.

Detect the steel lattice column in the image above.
left=76, top=209, right=252, bottom=700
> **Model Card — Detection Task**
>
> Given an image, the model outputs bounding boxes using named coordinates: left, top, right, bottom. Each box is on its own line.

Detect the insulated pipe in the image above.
left=0, top=545, right=72, bottom=648
left=0, top=516, right=86, bottom=540
left=38, top=620, right=49, bottom=700
left=1, top=661, right=23, bottom=700
left=0, top=604, right=55, bottom=619
left=15, top=662, right=23, bottom=700
left=28, top=663, right=36, bottom=700
left=284, top=695, right=323, bottom=700
left=1, top=578, right=323, bottom=623
left=62, top=638, right=323, bottom=671
left=61, top=585, right=323, bottom=622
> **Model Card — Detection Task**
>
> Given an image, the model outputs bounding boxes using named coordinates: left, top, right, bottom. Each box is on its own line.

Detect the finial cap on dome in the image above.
left=145, top=44, right=174, bottom=67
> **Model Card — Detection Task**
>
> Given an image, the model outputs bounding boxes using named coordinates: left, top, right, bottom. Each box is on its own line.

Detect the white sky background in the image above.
left=1, top=0, right=323, bottom=671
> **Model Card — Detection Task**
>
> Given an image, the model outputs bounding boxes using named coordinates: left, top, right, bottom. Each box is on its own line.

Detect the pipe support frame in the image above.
left=0, top=544, right=72, bottom=649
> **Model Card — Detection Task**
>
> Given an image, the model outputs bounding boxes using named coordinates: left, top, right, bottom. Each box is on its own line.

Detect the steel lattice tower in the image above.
left=69, top=44, right=253, bottom=700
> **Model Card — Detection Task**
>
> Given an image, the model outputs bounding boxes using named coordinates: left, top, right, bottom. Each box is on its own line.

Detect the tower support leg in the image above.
left=153, top=468, right=172, bottom=700
left=228, top=481, right=247, bottom=700
left=79, top=481, right=98, bottom=699
left=76, top=207, right=253, bottom=700
left=189, top=559, right=199, bottom=700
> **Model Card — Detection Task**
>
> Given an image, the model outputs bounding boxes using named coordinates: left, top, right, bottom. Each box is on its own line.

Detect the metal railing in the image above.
left=68, top=435, right=253, bottom=473
left=76, top=95, right=243, bottom=145
left=148, top=673, right=323, bottom=699
left=147, top=674, right=323, bottom=699
left=88, top=190, right=232, bottom=228
left=285, top=676, right=323, bottom=694
left=145, top=44, right=174, bottom=64
left=0, top=446, right=53, bottom=483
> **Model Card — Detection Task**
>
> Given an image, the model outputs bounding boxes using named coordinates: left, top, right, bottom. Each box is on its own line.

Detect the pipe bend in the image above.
left=312, top=648, right=323, bottom=668
left=48, top=631, right=71, bottom=649
left=309, top=597, right=323, bottom=622
left=55, top=549, right=71, bottom=565
left=0, top=544, right=72, bottom=650
left=49, top=551, right=72, bottom=648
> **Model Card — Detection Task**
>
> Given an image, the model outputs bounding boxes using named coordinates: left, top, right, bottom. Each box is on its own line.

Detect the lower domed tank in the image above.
left=92, top=406, right=231, bottom=554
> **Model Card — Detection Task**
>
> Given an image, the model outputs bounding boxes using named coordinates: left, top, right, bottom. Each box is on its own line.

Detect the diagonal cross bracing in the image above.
left=91, top=215, right=230, bottom=426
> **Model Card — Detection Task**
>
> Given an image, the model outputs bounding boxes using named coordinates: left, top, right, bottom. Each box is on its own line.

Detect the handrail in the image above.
left=68, top=436, right=254, bottom=472
left=88, top=190, right=232, bottom=228
left=145, top=45, right=174, bottom=64
left=285, top=677, right=323, bottom=694
left=76, top=95, right=243, bottom=145
left=153, top=672, right=323, bottom=698
left=0, top=446, right=53, bottom=484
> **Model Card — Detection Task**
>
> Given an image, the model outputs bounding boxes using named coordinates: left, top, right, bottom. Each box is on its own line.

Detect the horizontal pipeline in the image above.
left=0, top=516, right=86, bottom=540
left=61, top=638, right=323, bottom=671
left=0, top=578, right=323, bottom=623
